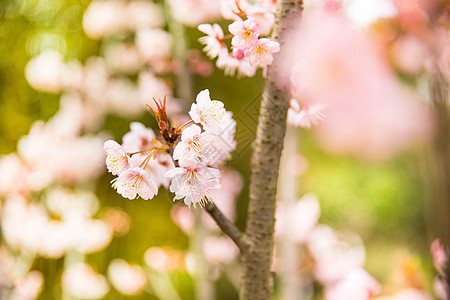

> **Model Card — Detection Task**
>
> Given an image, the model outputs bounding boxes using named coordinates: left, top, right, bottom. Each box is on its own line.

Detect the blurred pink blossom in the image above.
left=287, top=99, right=329, bottom=128
left=101, top=207, right=131, bottom=236
left=391, top=35, right=428, bottom=74
left=275, top=193, right=321, bottom=243
left=187, top=49, right=214, bottom=76
left=324, top=268, right=380, bottom=300
left=104, top=43, right=143, bottom=74
left=138, top=70, right=172, bottom=106
left=170, top=205, right=195, bottom=234
left=62, top=263, right=109, bottom=299
left=83, top=1, right=126, bottom=39
left=203, top=236, right=239, bottom=265
left=46, top=188, right=99, bottom=219
left=107, top=259, right=147, bottom=295
left=307, top=225, right=366, bottom=284
left=106, top=77, right=143, bottom=117
left=25, top=50, right=65, bottom=93
left=431, top=239, right=447, bottom=273
left=285, top=7, right=432, bottom=160
left=125, top=1, right=165, bottom=30
left=83, top=0, right=163, bottom=39
left=11, top=271, right=44, bottom=300
left=144, top=247, right=185, bottom=272
left=167, top=0, right=221, bottom=26
left=136, top=29, right=173, bottom=64
left=0, top=154, right=30, bottom=196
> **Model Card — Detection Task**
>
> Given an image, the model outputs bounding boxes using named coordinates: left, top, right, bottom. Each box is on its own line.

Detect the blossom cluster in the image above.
left=198, top=0, right=279, bottom=77
left=104, top=89, right=236, bottom=208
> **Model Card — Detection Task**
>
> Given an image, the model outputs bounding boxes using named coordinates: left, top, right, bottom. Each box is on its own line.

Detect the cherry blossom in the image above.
left=188, top=89, right=231, bottom=133
left=220, top=0, right=275, bottom=35
left=122, top=122, right=156, bottom=153
left=140, top=152, right=174, bottom=189
left=287, top=99, right=329, bottom=128
left=216, top=52, right=257, bottom=77
left=198, top=23, right=226, bottom=59
left=112, top=167, right=158, bottom=200
left=248, top=38, right=280, bottom=70
left=173, top=124, right=232, bottom=166
left=164, top=160, right=221, bottom=207
left=104, top=140, right=131, bottom=176
left=229, top=17, right=260, bottom=51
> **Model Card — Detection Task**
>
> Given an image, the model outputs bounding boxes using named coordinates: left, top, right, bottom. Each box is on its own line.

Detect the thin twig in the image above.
left=205, top=202, right=249, bottom=253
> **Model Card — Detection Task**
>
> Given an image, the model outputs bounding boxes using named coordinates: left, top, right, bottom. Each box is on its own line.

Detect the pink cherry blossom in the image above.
left=112, top=167, right=158, bottom=200
left=198, top=23, right=226, bottom=59
left=220, top=0, right=275, bottom=35
left=122, top=122, right=156, bottom=153
left=104, top=140, right=131, bottom=176
left=189, top=89, right=231, bottom=133
left=248, top=38, right=280, bottom=69
left=164, top=160, right=221, bottom=207
left=229, top=17, right=260, bottom=51
left=287, top=99, right=329, bottom=128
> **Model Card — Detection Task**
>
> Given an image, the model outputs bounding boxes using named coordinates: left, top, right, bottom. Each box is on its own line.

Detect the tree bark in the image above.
left=240, top=1, right=303, bottom=299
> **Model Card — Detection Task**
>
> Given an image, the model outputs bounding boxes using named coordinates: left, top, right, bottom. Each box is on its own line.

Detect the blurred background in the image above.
left=0, top=0, right=448, bottom=299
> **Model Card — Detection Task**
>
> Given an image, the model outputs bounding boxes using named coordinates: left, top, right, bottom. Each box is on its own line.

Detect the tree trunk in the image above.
left=240, top=1, right=303, bottom=299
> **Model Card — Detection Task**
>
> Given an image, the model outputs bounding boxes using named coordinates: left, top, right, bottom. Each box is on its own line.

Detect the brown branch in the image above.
left=240, top=1, right=303, bottom=300
left=205, top=203, right=249, bottom=253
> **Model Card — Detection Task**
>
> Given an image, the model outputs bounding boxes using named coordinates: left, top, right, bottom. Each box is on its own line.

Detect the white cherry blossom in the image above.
left=104, top=140, right=132, bottom=175
left=198, top=23, right=226, bottom=59
left=164, top=160, right=221, bottom=207
left=189, top=89, right=231, bottom=133
left=112, top=167, right=158, bottom=200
